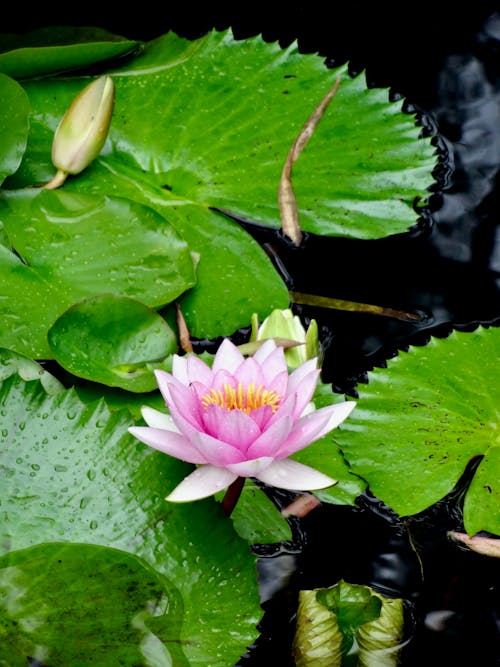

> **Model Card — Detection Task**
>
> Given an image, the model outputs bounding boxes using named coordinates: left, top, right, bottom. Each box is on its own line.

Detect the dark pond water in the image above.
left=7, top=4, right=500, bottom=665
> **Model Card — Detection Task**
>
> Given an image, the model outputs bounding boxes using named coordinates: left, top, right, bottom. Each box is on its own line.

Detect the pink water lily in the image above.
left=129, top=338, right=356, bottom=502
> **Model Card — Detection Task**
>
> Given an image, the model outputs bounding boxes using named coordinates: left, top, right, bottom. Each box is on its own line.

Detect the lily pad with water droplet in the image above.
left=8, top=28, right=436, bottom=339
left=48, top=294, right=178, bottom=391
left=0, top=373, right=262, bottom=666
left=0, top=188, right=196, bottom=359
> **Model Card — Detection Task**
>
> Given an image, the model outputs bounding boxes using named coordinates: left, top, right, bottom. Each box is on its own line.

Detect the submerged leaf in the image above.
left=294, top=581, right=404, bottom=666
left=0, top=543, right=188, bottom=666
left=293, top=588, right=344, bottom=667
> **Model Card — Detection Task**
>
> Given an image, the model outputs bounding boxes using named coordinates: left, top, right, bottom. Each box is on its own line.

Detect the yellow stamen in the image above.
left=201, top=382, right=281, bottom=413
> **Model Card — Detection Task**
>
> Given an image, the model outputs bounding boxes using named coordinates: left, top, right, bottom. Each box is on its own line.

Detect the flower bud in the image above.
left=43, top=75, right=115, bottom=189
left=251, top=309, right=321, bottom=368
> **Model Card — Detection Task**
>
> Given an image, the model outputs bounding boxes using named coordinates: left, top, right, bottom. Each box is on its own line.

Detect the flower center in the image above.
left=201, top=382, right=281, bottom=414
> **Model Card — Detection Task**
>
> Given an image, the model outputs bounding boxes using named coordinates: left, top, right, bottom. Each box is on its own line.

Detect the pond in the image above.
left=1, top=5, right=499, bottom=666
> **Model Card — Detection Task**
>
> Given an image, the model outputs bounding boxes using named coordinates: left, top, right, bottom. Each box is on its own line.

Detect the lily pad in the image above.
left=0, top=73, right=29, bottom=184
left=332, top=326, right=500, bottom=536
left=0, top=373, right=262, bottom=666
left=0, top=188, right=196, bottom=359
left=7, top=28, right=437, bottom=338
left=48, top=294, right=178, bottom=391
left=0, top=542, right=188, bottom=666
left=227, top=480, right=292, bottom=544
left=0, top=26, right=141, bottom=79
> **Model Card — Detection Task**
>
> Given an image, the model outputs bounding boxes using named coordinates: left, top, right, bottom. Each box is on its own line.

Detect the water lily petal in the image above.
left=290, top=368, right=321, bottom=418
left=167, top=380, right=204, bottom=429
left=202, top=404, right=261, bottom=448
left=128, top=426, right=206, bottom=463
left=255, top=458, right=336, bottom=490
left=154, top=369, right=174, bottom=404
left=247, top=404, right=274, bottom=430
left=276, top=401, right=357, bottom=458
left=266, top=393, right=297, bottom=428
left=166, top=465, right=238, bottom=502
left=234, top=355, right=265, bottom=388
left=264, top=369, right=289, bottom=401
left=258, top=344, right=288, bottom=383
left=212, top=338, right=244, bottom=374
left=226, top=456, right=274, bottom=477
left=191, top=430, right=248, bottom=465
left=246, top=414, right=293, bottom=458
left=171, top=354, right=188, bottom=385
left=312, top=400, right=357, bottom=440
left=210, top=368, right=239, bottom=392
left=186, top=352, right=214, bottom=385
left=253, top=338, right=279, bottom=364
left=287, top=358, right=319, bottom=397
left=141, top=406, right=180, bottom=432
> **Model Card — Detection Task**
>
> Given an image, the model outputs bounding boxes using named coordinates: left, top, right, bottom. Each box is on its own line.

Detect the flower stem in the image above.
left=290, top=290, right=425, bottom=322
left=41, top=169, right=68, bottom=190
left=221, top=476, right=245, bottom=517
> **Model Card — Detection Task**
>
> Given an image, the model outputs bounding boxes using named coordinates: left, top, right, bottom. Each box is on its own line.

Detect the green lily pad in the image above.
left=0, top=542, right=188, bottom=666
left=0, top=73, right=29, bottom=184
left=7, top=28, right=436, bottom=338
left=0, top=373, right=261, bottom=666
left=48, top=294, right=178, bottom=391
left=0, top=27, right=140, bottom=79
left=101, top=30, right=435, bottom=239
left=333, top=326, right=500, bottom=536
left=0, top=188, right=196, bottom=359
left=226, top=480, right=292, bottom=544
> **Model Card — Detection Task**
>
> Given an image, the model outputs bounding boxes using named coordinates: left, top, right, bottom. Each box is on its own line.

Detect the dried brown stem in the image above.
left=279, top=76, right=342, bottom=245
left=175, top=302, right=193, bottom=353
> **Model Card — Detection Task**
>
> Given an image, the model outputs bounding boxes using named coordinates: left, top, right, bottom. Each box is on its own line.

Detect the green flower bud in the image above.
left=43, top=75, right=115, bottom=189
left=250, top=308, right=321, bottom=368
